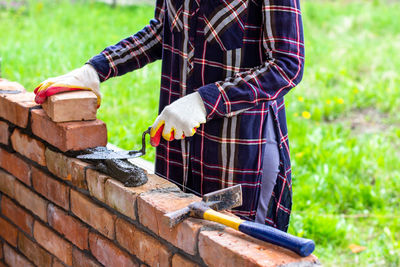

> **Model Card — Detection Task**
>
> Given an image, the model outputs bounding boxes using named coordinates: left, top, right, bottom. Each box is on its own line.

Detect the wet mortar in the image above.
left=78, top=147, right=148, bottom=187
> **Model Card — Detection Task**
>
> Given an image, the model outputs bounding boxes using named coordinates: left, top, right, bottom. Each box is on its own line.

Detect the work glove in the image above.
left=34, top=64, right=101, bottom=107
left=150, top=92, right=207, bottom=146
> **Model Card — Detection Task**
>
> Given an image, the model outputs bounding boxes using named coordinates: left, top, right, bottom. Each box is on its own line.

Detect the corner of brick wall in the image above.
left=0, top=79, right=320, bottom=267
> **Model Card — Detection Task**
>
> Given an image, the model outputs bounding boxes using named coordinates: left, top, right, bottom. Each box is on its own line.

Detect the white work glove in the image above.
left=150, top=92, right=207, bottom=145
left=34, top=64, right=101, bottom=107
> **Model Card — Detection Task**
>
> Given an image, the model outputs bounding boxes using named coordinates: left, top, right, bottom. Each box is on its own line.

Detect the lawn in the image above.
left=1, top=0, right=399, bottom=265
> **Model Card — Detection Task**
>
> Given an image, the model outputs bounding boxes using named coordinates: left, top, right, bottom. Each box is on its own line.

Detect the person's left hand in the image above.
left=150, top=92, right=206, bottom=146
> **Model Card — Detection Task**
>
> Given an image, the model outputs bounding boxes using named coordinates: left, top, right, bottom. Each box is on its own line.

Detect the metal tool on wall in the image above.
left=77, top=123, right=169, bottom=160
left=164, top=184, right=315, bottom=257
left=77, top=127, right=152, bottom=160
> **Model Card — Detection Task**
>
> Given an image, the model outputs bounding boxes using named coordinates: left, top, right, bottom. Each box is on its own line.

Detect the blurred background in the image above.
left=0, top=0, right=399, bottom=265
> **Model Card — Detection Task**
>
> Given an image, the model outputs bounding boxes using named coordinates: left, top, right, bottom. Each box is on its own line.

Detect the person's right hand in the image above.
left=34, top=64, right=101, bottom=107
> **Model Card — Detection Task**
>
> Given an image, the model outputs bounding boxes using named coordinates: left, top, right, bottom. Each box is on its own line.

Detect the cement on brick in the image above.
left=199, top=228, right=319, bottom=267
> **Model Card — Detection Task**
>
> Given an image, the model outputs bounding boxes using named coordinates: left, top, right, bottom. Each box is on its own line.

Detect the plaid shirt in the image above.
left=89, top=0, right=304, bottom=231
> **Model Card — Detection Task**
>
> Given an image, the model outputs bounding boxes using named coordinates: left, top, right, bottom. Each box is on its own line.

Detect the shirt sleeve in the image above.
left=197, top=0, right=305, bottom=119
left=88, top=0, right=165, bottom=82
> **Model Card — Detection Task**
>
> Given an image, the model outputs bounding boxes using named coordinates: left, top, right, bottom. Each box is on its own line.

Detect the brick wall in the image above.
left=0, top=79, right=319, bottom=267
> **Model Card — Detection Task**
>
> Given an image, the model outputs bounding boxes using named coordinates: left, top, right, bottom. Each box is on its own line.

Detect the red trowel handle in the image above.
left=150, top=125, right=175, bottom=147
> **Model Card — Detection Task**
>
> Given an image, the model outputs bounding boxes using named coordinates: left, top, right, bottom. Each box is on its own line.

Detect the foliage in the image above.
left=1, top=0, right=399, bottom=265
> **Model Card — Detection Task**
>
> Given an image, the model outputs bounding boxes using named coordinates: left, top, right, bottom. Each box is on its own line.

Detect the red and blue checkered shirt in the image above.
left=89, top=0, right=304, bottom=231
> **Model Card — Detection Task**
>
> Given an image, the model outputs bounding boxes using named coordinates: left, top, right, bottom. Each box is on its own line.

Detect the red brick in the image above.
left=0, top=92, right=38, bottom=128
left=52, top=258, right=66, bottom=267
left=32, top=167, right=69, bottom=210
left=18, top=232, right=52, bottom=267
left=0, top=78, right=25, bottom=92
left=171, top=254, right=199, bottom=267
left=3, top=243, right=34, bottom=267
left=42, top=91, right=98, bottom=122
left=1, top=196, right=33, bottom=235
left=0, top=169, right=16, bottom=198
left=86, top=169, right=109, bottom=202
left=89, top=232, right=138, bottom=267
left=0, top=217, right=18, bottom=246
left=0, top=147, right=31, bottom=185
left=137, top=189, right=202, bottom=255
left=48, top=203, right=89, bottom=250
left=116, top=218, right=171, bottom=267
left=199, top=228, right=319, bottom=267
left=106, top=173, right=178, bottom=220
left=70, top=190, right=115, bottom=239
left=31, top=109, right=107, bottom=152
left=33, top=221, right=73, bottom=266
left=68, top=158, right=89, bottom=189
left=11, top=128, right=46, bottom=166
left=45, top=148, right=69, bottom=178
left=0, top=121, right=9, bottom=145
left=72, top=247, right=102, bottom=267
left=14, top=181, right=47, bottom=222
left=104, top=179, right=136, bottom=219
left=45, top=148, right=89, bottom=189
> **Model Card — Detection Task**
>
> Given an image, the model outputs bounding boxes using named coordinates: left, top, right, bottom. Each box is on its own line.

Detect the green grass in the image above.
left=1, top=0, right=399, bottom=265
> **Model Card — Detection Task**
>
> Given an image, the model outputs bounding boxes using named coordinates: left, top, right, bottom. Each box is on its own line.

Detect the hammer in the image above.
left=164, top=185, right=315, bottom=257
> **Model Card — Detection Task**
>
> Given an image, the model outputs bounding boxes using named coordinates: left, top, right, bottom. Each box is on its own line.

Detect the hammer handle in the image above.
left=238, top=220, right=315, bottom=257
left=203, top=209, right=315, bottom=257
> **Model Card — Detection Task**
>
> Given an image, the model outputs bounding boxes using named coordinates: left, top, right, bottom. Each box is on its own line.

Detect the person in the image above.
left=35, top=0, right=304, bottom=231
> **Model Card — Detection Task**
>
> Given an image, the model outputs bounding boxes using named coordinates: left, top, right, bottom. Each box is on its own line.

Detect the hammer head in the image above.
left=202, top=184, right=242, bottom=211
left=164, top=184, right=242, bottom=227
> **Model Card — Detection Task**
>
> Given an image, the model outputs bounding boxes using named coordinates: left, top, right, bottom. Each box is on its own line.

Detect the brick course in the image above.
left=0, top=147, right=31, bottom=185
left=172, top=254, right=199, bottom=267
left=0, top=217, right=18, bottom=247
left=32, top=167, right=70, bottom=210
left=71, top=190, right=115, bottom=239
left=0, top=169, right=16, bottom=198
left=18, top=232, right=53, bottom=267
left=116, top=218, right=171, bottom=267
left=33, top=221, right=73, bottom=266
left=137, top=190, right=202, bottom=255
left=14, top=181, right=47, bottom=222
left=0, top=92, right=39, bottom=128
left=86, top=168, right=109, bottom=202
left=1, top=196, right=34, bottom=235
left=89, top=232, right=138, bottom=267
left=0, top=121, right=9, bottom=145
left=72, top=247, right=102, bottom=267
left=11, top=128, right=46, bottom=166
left=0, top=85, right=319, bottom=267
left=31, top=109, right=107, bottom=152
left=3, top=243, right=34, bottom=267
left=48, top=203, right=89, bottom=250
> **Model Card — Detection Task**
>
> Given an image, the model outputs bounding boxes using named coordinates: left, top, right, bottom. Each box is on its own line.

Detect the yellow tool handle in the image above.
left=203, top=208, right=244, bottom=230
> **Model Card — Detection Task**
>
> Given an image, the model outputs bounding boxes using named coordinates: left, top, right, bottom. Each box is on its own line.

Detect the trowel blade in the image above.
left=77, top=150, right=143, bottom=160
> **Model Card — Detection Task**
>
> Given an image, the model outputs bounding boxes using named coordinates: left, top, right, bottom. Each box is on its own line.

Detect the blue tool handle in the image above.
left=238, top=220, right=315, bottom=257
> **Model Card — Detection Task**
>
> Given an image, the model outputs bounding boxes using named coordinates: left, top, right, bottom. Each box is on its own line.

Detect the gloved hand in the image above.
left=34, top=64, right=101, bottom=107
left=150, top=92, right=207, bottom=146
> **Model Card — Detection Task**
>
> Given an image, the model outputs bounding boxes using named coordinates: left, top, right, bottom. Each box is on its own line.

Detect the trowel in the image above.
left=77, top=126, right=164, bottom=160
